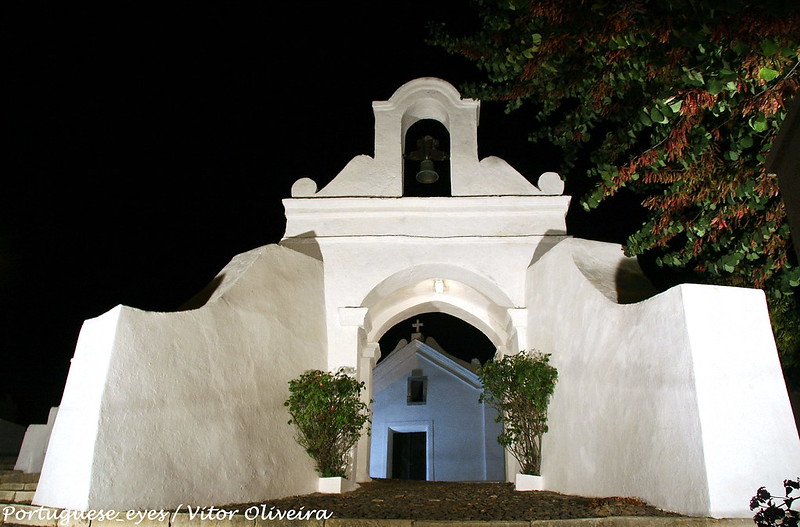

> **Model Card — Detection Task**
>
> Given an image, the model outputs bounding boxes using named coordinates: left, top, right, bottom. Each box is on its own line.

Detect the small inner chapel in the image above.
left=33, top=78, right=799, bottom=518
left=369, top=321, right=505, bottom=482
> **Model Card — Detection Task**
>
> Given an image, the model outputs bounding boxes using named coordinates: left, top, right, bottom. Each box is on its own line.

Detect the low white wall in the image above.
left=15, top=407, right=58, bottom=473
left=527, top=238, right=800, bottom=518
left=35, top=244, right=327, bottom=511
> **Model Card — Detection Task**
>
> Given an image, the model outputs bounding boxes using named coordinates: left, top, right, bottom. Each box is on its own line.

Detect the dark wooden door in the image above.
left=391, top=431, right=426, bottom=480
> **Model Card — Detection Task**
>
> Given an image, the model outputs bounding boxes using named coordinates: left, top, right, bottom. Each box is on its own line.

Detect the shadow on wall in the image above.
left=178, top=274, right=226, bottom=311
left=615, top=256, right=659, bottom=304
left=528, top=229, right=569, bottom=268
left=540, top=236, right=659, bottom=305
left=791, top=390, right=800, bottom=437
left=280, top=232, right=323, bottom=262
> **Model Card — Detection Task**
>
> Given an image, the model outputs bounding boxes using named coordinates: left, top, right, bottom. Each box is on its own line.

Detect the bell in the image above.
left=416, top=159, right=439, bottom=184
left=407, top=134, right=447, bottom=185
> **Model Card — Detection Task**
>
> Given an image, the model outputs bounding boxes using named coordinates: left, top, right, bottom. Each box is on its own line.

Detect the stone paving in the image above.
left=0, top=460, right=37, bottom=506
left=0, top=458, right=754, bottom=527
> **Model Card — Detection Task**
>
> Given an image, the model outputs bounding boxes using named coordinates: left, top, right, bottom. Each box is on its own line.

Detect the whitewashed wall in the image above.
left=14, top=407, right=58, bottom=473
left=528, top=238, right=800, bottom=518
left=35, top=244, right=327, bottom=511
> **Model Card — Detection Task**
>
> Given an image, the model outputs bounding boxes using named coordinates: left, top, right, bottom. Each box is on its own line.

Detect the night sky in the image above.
left=2, top=2, right=643, bottom=426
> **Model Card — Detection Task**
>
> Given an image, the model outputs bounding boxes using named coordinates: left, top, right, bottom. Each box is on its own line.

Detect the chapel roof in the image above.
left=373, top=336, right=483, bottom=392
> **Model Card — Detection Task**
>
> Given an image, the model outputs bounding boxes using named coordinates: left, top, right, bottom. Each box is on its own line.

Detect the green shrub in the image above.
left=478, top=350, right=558, bottom=475
left=284, top=368, right=370, bottom=478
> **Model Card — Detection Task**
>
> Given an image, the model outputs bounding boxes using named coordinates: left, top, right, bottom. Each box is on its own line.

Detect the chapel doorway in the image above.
left=391, top=431, right=427, bottom=480
left=370, top=312, right=504, bottom=482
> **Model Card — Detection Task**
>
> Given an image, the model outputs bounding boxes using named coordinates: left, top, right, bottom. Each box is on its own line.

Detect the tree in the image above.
left=432, top=0, right=800, bottom=385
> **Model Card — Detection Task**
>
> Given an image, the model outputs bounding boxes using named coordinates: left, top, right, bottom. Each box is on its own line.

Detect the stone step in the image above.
left=0, top=489, right=35, bottom=504
left=0, top=471, right=39, bottom=484
left=0, top=480, right=37, bottom=490
left=0, top=457, right=17, bottom=471
left=0, top=467, right=38, bottom=506
left=0, top=465, right=38, bottom=505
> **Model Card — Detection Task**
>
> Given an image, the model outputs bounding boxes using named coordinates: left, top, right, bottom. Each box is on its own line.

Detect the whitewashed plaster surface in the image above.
left=35, top=245, right=327, bottom=511
left=370, top=338, right=505, bottom=481
left=282, top=78, right=569, bottom=365
left=15, top=407, right=58, bottom=473
left=527, top=238, right=800, bottom=518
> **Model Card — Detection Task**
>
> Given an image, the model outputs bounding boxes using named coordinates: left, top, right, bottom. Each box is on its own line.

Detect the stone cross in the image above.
left=411, top=319, right=423, bottom=340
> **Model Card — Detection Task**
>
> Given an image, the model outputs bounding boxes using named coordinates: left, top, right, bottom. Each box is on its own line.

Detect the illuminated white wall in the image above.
left=14, top=407, right=58, bottom=473
left=35, top=245, right=327, bottom=511
left=528, top=238, right=800, bottom=518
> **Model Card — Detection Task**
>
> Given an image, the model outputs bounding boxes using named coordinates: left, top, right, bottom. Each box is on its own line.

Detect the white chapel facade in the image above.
left=33, top=78, right=800, bottom=518
left=369, top=324, right=505, bottom=482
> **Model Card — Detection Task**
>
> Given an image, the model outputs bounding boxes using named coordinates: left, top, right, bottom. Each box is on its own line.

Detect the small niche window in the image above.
left=407, top=370, right=428, bottom=405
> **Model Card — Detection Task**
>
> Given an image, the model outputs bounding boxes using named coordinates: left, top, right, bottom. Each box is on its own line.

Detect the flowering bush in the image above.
left=284, top=368, right=370, bottom=478
left=478, top=350, right=558, bottom=476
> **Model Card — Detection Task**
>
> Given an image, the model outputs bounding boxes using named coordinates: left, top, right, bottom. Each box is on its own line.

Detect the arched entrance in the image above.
left=345, top=265, right=530, bottom=483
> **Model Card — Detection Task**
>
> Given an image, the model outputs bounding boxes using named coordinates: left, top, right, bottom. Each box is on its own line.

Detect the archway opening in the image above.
left=403, top=119, right=451, bottom=197
left=369, top=312, right=504, bottom=482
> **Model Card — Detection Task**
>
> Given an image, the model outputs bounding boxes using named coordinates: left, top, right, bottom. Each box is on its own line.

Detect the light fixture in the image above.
left=433, top=279, right=445, bottom=294
left=407, top=135, right=448, bottom=184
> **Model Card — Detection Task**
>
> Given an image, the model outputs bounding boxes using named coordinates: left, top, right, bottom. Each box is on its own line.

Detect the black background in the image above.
left=2, top=2, right=643, bottom=425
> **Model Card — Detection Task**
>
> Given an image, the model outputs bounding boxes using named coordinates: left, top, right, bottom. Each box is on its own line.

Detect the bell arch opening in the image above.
left=368, top=312, right=505, bottom=482
left=403, top=119, right=451, bottom=197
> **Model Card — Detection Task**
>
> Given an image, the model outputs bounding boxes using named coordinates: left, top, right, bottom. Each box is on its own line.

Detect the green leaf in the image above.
left=759, top=67, right=780, bottom=82
left=750, top=114, right=769, bottom=132
left=668, top=99, right=683, bottom=113
left=707, top=78, right=724, bottom=95
left=649, top=107, right=667, bottom=124
left=760, top=39, right=779, bottom=57
left=738, top=135, right=754, bottom=149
